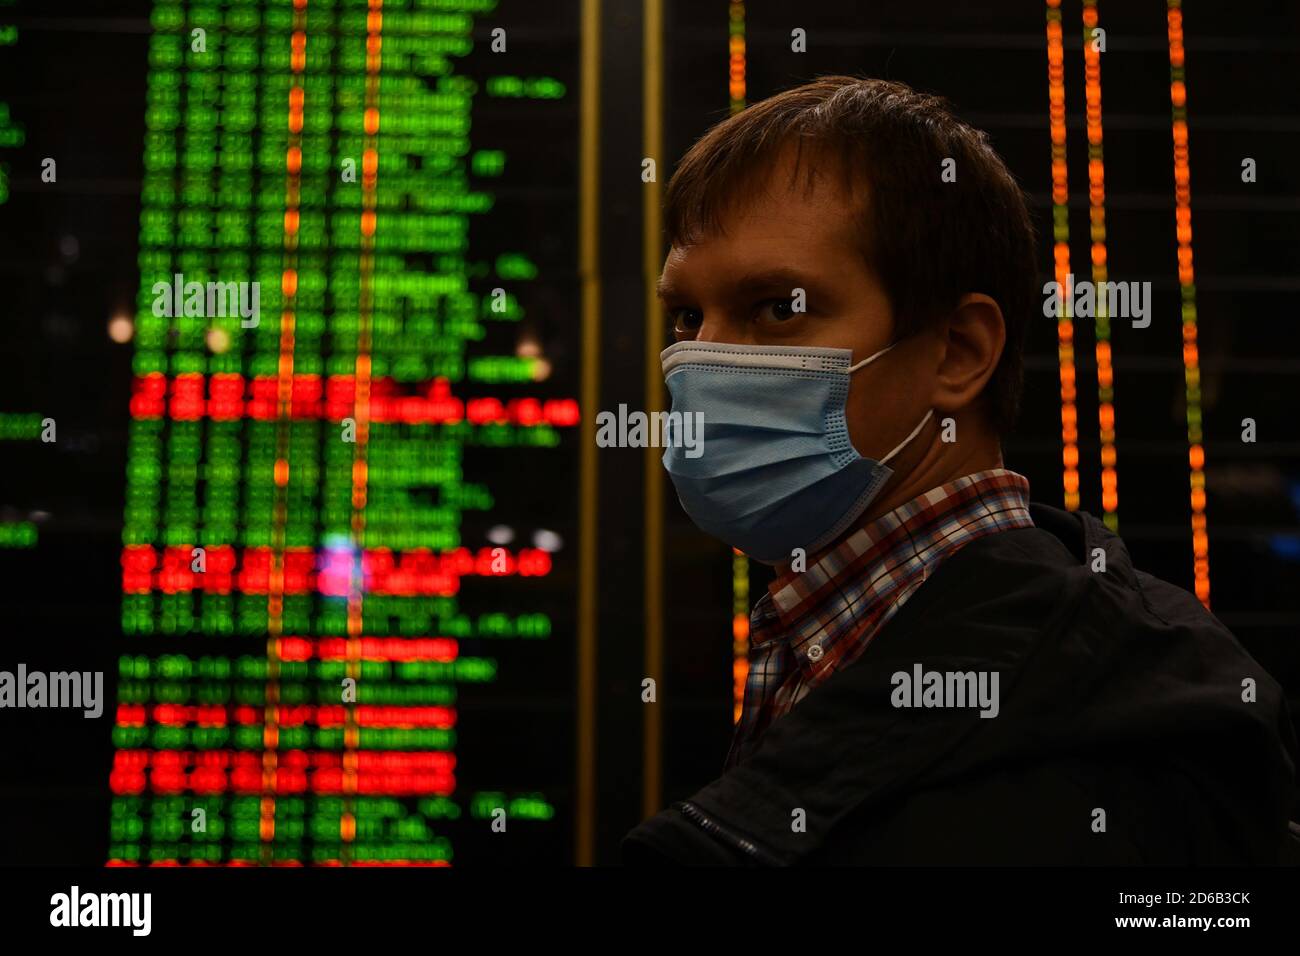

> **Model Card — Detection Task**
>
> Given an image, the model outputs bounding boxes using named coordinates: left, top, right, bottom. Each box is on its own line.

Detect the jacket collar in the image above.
left=670, top=508, right=1104, bottom=863
left=1029, top=502, right=1140, bottom=590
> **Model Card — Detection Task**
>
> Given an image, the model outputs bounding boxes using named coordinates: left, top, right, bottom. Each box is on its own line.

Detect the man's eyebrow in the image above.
left=655, top=267, right=823, bottom=301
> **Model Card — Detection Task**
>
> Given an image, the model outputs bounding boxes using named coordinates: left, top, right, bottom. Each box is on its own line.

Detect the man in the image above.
left=622, top=76, right=1298, bottom=865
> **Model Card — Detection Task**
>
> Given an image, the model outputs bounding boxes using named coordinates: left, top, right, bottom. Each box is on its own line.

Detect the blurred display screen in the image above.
left=101, top=0, right=581, bottom=865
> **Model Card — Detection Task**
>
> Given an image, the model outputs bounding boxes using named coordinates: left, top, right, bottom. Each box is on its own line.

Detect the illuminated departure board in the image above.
left=107, top=0, right=581, bottom=865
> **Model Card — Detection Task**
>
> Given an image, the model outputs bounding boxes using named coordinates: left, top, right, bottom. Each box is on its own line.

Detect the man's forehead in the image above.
left=657, top=239, right=854, bottom=306
left=660, top=144, right=869, bottom=294
left=725, top=157, right=860, bottom=230
left=662, top=187, right=861, bottom=278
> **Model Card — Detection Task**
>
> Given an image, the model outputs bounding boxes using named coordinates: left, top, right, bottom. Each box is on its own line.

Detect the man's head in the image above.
left=657, top=76, right=1037, bottom=527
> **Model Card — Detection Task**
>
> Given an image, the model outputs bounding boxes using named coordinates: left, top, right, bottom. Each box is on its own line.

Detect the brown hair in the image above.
left=664, top=75, right=1037, bottom=434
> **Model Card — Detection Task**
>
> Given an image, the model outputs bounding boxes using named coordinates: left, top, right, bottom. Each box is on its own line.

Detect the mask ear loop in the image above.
left=846, top=341, right=934, bottom=464
left=846, top=342, right=896, bottom=374
left=880, top=409, right=935, bottom=465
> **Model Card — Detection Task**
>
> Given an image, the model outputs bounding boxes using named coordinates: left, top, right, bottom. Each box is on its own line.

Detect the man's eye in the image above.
left=757, top=299, right=799, bottom=323
left=670, top=308, right=703, bottom=335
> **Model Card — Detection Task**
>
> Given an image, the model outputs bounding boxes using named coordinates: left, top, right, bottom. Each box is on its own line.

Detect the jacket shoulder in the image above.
left=624, top=508, right=1298, bottom=865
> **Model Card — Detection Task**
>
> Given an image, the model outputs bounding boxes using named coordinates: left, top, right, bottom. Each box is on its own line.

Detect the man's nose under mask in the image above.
left=659, top=339, right=933, bottom=565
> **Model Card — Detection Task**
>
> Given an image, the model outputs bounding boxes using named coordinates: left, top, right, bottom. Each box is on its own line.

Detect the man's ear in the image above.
left=930, top=293, right=1005, bottom=416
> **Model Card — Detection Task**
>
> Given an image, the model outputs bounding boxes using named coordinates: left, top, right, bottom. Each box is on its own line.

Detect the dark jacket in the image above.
left=623, top=504, right=1299, bottom=865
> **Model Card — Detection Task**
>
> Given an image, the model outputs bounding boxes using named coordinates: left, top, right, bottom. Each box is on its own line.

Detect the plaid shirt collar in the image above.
left=725, top=468, right=1034, bottom=768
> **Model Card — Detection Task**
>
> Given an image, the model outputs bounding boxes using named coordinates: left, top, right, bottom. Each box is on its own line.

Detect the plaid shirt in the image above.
left=724, top=468, right=1034, bottom=770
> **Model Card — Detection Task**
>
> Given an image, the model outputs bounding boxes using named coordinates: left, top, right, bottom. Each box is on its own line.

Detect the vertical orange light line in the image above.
left=340, top=0, right=383, bottom=862
left=1083, top=0, right=1118, bottom=531
left=642, top=0, right=665, bottom=821
left=1046, top=0, right=1080, bottom=512
left=575, top=0, right=601, bottom=868
left=1166, top=0, right=1210, bottom=607
left=728, top=0, right=746, bottom=113
left=728, top=0, right=748, bottom=724
left=263, top=0, right=310, bottom=864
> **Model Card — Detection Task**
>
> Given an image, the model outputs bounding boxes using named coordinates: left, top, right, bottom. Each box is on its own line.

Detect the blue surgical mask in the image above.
left=660, top=339, right=933, bottom=565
